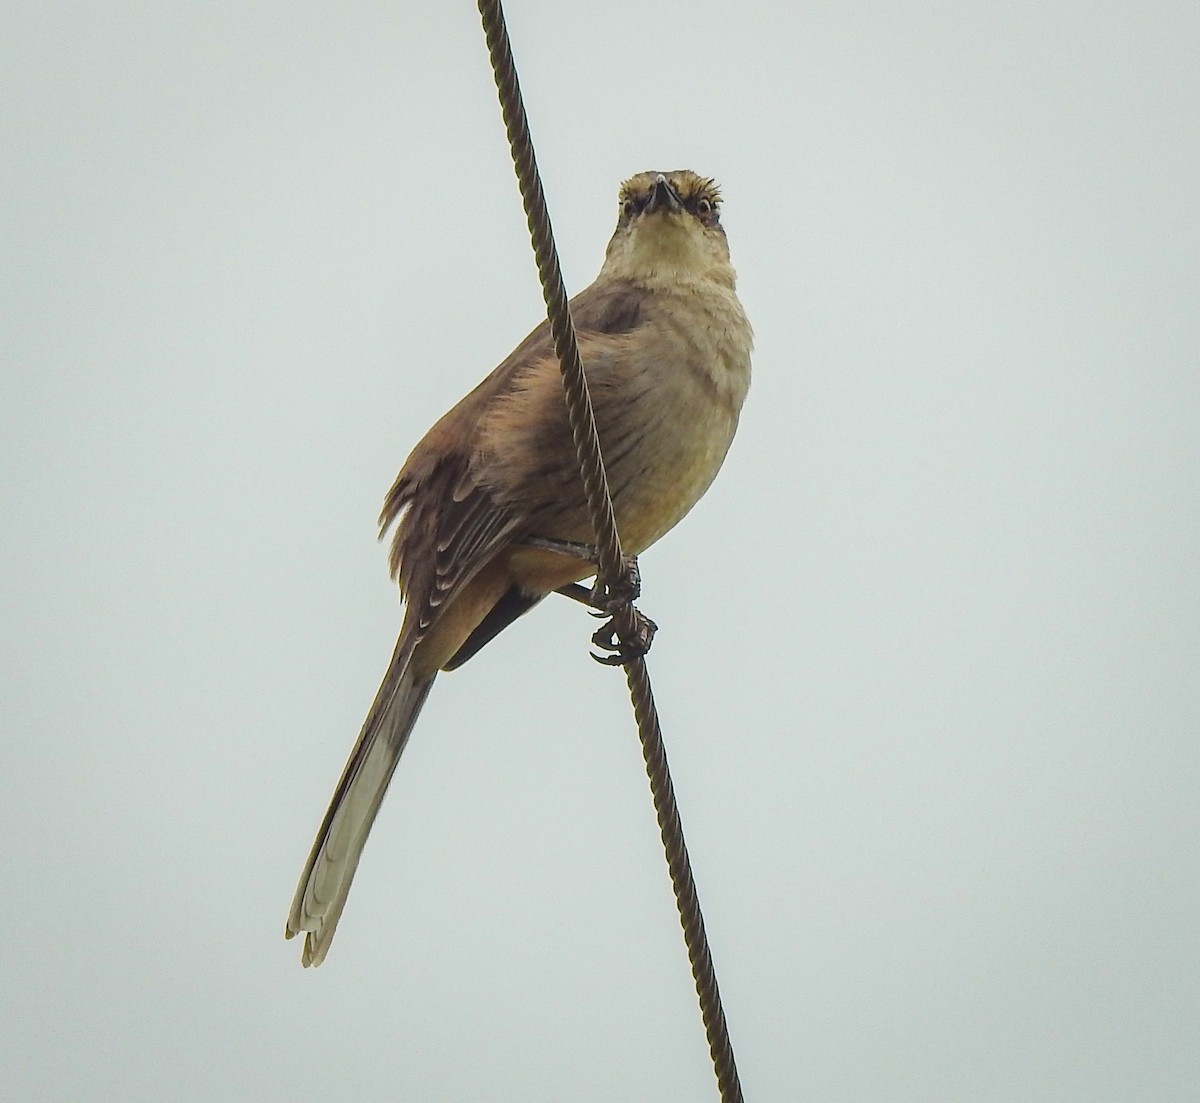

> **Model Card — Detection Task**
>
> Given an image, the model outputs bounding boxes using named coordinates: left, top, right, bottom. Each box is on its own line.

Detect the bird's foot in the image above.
left=590, top=607, right=658, bottom=667
left=587, top=554, right=641, bottom=612
left=530, top=537, right=651, bottom=663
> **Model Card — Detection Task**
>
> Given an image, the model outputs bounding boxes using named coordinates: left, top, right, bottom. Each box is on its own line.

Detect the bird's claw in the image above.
left=589, top=554, right=642, bottom=613
left=542, top=547, right=652, bottom=661
left=589, top=607, right=657, bottom=666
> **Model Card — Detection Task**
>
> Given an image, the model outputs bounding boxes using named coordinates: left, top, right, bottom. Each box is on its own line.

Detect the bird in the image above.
left=286, top=170, right=753, bottom=966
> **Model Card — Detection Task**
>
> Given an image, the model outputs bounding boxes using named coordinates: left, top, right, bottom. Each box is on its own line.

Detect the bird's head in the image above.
left=599, top=170, right=734, bottom=288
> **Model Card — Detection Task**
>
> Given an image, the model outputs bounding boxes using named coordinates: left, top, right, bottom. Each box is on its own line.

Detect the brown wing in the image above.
left=379, top=453, right=524, bottom=650
left=376, top=275, right=651, bottom=649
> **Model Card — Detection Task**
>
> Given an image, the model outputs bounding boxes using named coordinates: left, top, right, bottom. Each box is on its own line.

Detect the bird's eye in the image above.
left=622, top=199, right=636, bottom=217
left=696, top=198, right=713, bottom=217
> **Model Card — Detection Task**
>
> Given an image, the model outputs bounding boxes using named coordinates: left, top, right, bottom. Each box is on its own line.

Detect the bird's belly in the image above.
left=607, top=398, right=739, bottom=555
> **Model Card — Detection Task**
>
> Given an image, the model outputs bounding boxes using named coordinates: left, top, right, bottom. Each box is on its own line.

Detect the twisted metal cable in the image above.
left=623, top=659, right=744, bottom=1102
left=476, top=3, right=743, bottom=1100
left=475, top=1, right=624, bottom=590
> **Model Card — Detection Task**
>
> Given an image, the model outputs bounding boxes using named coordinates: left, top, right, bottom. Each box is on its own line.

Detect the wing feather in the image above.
left=375, top=276, right=651, bottom=643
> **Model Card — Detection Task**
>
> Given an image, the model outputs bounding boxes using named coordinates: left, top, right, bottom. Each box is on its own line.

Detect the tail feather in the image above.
left=286, top=644, right=434, bottom=967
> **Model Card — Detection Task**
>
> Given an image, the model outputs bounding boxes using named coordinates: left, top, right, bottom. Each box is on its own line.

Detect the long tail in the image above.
left=286, top=640, right=434, bottom=967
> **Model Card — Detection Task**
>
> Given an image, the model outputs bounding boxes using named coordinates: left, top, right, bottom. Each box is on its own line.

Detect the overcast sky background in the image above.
left=3, top=2, right=1197, bottom=1100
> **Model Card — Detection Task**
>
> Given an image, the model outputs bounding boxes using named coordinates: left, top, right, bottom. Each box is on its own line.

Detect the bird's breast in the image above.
left=598, top=288, right=751, bottom=554
left=477, top=278, right=751, bottom=560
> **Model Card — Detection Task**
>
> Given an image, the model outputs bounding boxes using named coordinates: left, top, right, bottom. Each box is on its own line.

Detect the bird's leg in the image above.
left=523, top=535, right=601, bottom=565
left=555, top=582, right=602, bottom=610
left=521, top=536, right=654, bottom=665
left=522, top=536, right=642, bottom=609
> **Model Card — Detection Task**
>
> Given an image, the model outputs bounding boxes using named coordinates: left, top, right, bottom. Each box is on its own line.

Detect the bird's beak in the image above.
left=645, top=174, right=682, bottom=215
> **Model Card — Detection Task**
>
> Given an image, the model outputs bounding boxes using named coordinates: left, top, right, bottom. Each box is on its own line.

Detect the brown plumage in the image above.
left=286, top=171, right=753, bottom=965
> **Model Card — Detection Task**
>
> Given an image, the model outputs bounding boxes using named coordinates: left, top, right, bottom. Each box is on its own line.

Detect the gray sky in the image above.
left=3, top=2, right=1197, bottom=1100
